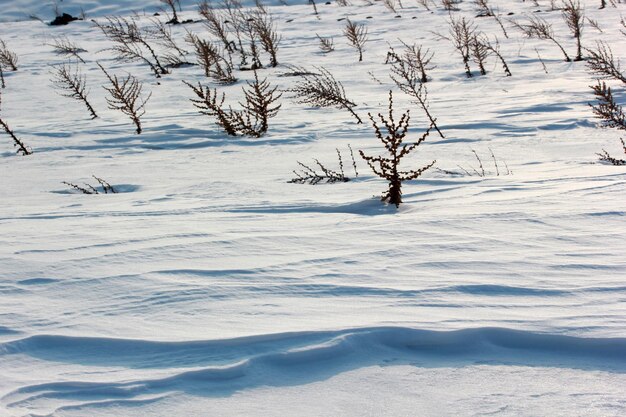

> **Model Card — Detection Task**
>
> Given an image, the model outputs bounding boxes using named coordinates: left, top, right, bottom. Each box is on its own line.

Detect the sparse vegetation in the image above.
left=289, top=146, right=358, bottom=184
left=0, top=117, right=32, bottom=155
left=360, top=91, right=436, bottom=207
left=50, top=63, right=98, bottom=119
left=344, top=19, right=368, bottom=62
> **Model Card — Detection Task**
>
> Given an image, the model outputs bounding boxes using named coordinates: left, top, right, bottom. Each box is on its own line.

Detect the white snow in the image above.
left=1, top=0, right=625, bottom=416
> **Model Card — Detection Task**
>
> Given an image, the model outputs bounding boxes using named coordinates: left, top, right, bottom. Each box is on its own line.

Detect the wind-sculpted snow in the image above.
left=2, top=327, right=626, bottom=415
left=1, top=0, right=626, bottom=415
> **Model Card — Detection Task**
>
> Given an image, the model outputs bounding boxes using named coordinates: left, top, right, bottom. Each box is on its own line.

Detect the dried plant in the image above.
left=183, top=80, right=239, bottom=136
left=585, top=42, right=626, bottom=84
left=63, top=176, right=117, bottom=194
left=286, top=66, right=362, bottom=124
left=147, top=17, right=188, bottom=58
left=98, top=63, right=151, bottom=134
left=474, top=0, right=493, bottom=16
left=186, top=32, right=236, bottom=84
left=289, top=146, right=358, bottom=184
left=233, top=10, right=263, bottom=70
left=562, top=0, right=584, bottom=61
left=441, top=0, right=460, bottom=11
left=344, top=19, right=368, bottom=62
left=439, top=148, right=511, bottom=176
left=0, top=117, right=32, bottom=155
left=317, top=34, right=335, bottom=53
left=360, top=91, right=436, bottom=207
left=0, top=38, right=18, bottom=71
left=0, top=66, right=5, bottom=89
left=586, top=17, right=602, bottom=33
left=398, top=41, right=435, bottom=83
left=50, top=63, right=98, bottom=119
left=512, top=14, right=571, bottom=62
left=384, top=0, right=398, bottom=13
left=252, top=12, right=281, bottom=67
left=470, top=34, right=490, bottom=75
left=480, top=36, right=512, bottom=76
left=390, top=57, right=444, bottom=138
left=159, top=0, right=181, bottom=24
left=95, top=16, right=169, bottom=78
left=309, top=0, right=320, bottom=17
left=48, top=36, right=87, bottom=63
left=234, top=70, right=282, bottom=137
left=590, top=81, right=625, bottom=130
left=597, top=138, right=626, bottom=165
left=449, top=16, right=476, bottom=77
left=198, top=1, right=235, bottom=52
left=535, top=48, right=549, bottom=74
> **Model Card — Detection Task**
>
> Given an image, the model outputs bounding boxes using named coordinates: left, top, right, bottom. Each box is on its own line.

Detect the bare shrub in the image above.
left=360, top=91, right=436, bottom=207
left=95, top=16, right=169, bottom=78
left=252, top=12, right=281, bottom=67
left=234, top=71, right=282, bottom=137
left=0, top=117, right=32, bottom=155
left=470, top=34, right=490, bottom=75
left=98, top=63, right=151, bottom=134
left=147, top=17, right=188, bottom=58
left=159, top=0, right=181, bottom=24
left=63, top=176, right=117, bottom=194
left=186, top=32, right=236, bottom=84
left=480, top=36, right=512, bottom=76
left=562, top=0, right=584, bottom=61
left=441, top=0, right=460, bottom=11
left=289, top=146, right=358, bottom=184
left=198, top=1, right=235, bottom=52
left=317, top=34, right=335, bottom=53
left=344, top=19, right=368, bottom=62
left=512, top=15, right=571, bottom=61
left=590, top=81, right=625, bottom=130
left=48, top=36, right=87, bottom=63
left=398, top=41, right=434, bottom=83
left=438, top=148, right=511, bottom=176
left=286, top=66, right=363, bottom=124
left=183, top=81, right=240, bottom=136
left=0, top=38, right=18, bottom=71
left=597, top=138, right=626, bottom=165
left=50, top=63, right=98, bottom=119
left=586, top=17, right=602, bottom=33
left=184, top=71, right=281, bottom=137
left=585, top=42, right=626, bottom=84
left=390, top=56, right=444, bottom=138
left=449, top=16, right=476, bottom=77
left=474, top=0, right=493, bottom=16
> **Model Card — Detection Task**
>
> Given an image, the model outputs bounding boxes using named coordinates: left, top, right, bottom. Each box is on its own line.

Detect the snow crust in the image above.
left=1, top=0, right=625, bottom=415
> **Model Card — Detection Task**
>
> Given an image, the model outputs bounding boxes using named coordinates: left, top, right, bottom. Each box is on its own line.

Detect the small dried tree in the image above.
left=317, top=34, right=335, bottom=53
left=390, top=58, right=444, bottom=138
left=48, top=36, right=87, bottom=63
left=360, top=91, right=436, bottom=207
left=234, top=71, right=282, bottom=137
left=562, top=0, right=584, bottom=61
left=585, top=42, right=626, bottom=84
left=160, top=0, right=181, bottom=24
left=183, top=81, right=239, bottom=136
left=0, top=38, right=18, bottom=71
left=50, top=63, right=98, bottom=119
left=449, top=16, right=475, bottom=77
left=0, top=117, right=32, bottom=155
left=398, top=41, right=434, bottom=83
left=513, top=15, right=571, bottom=62
left=286, top=66, right=362, bottom=124
left=98, top=64, right=151, bottom=134
left=597, top=138, right=626, bottom=165
left=470, top=34, right=490, bottom=75
left=95, top=16, right=168, bottom=78
left=480, top=36, right=512, bottom=76
left=344, top=19, right=368, bottom=62
left=198, top=1, right=235, bottom=52
left=253, top=12, right=280, bottom=67
left=590, top=81, right=625, bottom=130
left=186, top=32, right=236, bottom=84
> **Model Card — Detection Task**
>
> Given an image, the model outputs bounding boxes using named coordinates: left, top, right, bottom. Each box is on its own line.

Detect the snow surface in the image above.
left=1, top=0, right=626, bottom=415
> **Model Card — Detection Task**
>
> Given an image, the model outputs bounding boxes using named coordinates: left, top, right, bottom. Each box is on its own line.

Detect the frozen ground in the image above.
left=1, top=0, right=625, bottom=415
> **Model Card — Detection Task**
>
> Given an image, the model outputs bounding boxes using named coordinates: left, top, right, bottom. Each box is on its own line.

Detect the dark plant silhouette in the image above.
left=562, top=0, right=584, bottom=61
left=184, top=80, right=239, bottom=136
left=449, top=16, right=475, bottom=77
left=585, top=42, right=626, bottom=84
left=99, top=64, right=151, bottom=134
left=0, top=38, right=18, bottom=71
left=286, top=66, right=362, bottom=124
left=51, top=63, right=98, bottom=119
left=344, top=19, right=368, bottom=62
left=590, top=81, right=625, bottom=130
left=360, top=91, right=436, bottom=207
left=63, top=176, right=117, bottom=194
left=597, top=138, right=626, bottom=165
left=48, top=36, right=87, bottom=63
left=0, top=117, right=32, bottom=155
left=234, top=71, right=282, bottom=137
left=160, top=0, right=181, bottom=24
